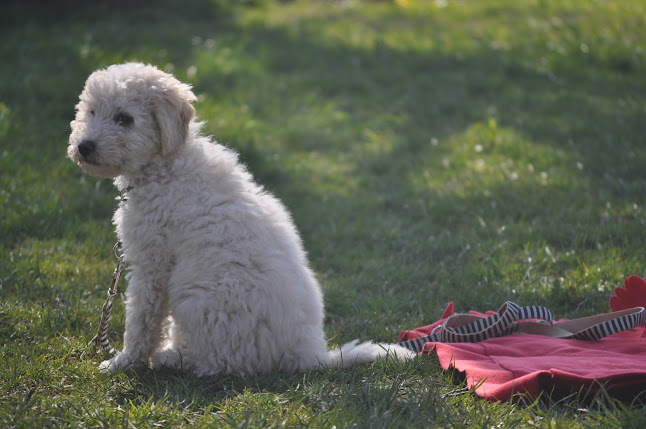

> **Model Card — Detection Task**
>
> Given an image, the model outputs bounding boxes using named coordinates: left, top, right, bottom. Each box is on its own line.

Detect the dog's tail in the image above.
left=323, top=340, right=416, bottom=369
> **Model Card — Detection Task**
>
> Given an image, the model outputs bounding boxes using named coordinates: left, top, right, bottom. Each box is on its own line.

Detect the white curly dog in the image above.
left=67, top=62, right=415, bottom=376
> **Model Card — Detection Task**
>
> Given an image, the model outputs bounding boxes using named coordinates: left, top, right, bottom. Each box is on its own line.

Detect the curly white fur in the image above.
left=68, top=62, right=415, bottom=376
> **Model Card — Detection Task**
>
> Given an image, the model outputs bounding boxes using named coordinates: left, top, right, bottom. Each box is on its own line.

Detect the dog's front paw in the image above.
left=99, top=352, right=146, bottom=374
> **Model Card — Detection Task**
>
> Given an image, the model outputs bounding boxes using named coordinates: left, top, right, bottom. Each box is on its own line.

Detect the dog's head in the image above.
left=67, top=62, right=196, bottom=178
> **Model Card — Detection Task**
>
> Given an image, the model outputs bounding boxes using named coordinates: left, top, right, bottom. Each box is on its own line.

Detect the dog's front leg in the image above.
left=99, top=265, right=168, bottom=373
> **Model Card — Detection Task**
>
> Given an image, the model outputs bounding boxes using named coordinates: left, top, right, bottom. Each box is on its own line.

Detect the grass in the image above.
left=2, top=0, right=646, bottom=426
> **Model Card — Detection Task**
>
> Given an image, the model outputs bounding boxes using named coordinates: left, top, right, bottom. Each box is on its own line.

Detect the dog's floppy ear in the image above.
left=153, top=77, right=197, bottom=159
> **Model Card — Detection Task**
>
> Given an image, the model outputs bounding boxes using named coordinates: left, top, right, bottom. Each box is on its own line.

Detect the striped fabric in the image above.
left=399, top=301, right=646, bottom=353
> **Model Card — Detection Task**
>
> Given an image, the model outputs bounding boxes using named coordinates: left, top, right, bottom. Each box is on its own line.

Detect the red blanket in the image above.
left=399, top=276, right=646, bottom=402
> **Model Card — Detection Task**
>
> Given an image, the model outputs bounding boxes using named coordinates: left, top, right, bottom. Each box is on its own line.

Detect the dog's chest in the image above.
left=113, top=192, right=172, bottom=246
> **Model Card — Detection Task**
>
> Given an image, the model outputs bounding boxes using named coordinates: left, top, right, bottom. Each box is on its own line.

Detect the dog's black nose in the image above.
left=78, top=140, right=96, bottom=158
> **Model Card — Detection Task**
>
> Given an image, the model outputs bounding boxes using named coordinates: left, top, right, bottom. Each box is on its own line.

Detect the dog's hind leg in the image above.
left=151, top=319, right=190, bottom=371
left=151, top=348, right=185, bottom=370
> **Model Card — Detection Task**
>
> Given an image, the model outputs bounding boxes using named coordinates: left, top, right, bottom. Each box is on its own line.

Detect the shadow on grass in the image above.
left=107, top=355, right=442, bottom=423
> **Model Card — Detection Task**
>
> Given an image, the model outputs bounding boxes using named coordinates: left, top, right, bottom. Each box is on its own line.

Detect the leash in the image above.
left=88, top=241, right=126, bottom=354
left=89, top=186, right=131, bottom=355
left=399, top=301, right=646, bottom=353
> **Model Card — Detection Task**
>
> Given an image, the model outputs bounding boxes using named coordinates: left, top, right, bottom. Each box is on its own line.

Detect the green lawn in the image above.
left=2, top=0, right=646, bottom=426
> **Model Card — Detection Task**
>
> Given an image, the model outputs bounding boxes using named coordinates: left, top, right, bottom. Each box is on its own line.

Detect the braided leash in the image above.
left=89, top=241, right=126, bottom=354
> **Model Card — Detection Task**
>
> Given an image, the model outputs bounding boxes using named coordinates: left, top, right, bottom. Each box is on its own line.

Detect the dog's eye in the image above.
left=90, top=110, right=95, bottom=116
left=115, top=113, right=134, bottom=126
